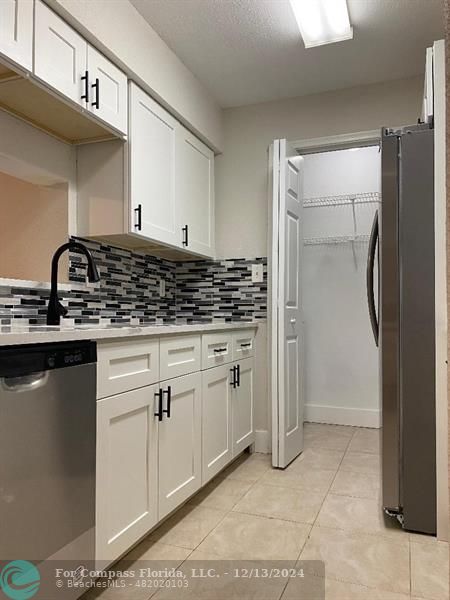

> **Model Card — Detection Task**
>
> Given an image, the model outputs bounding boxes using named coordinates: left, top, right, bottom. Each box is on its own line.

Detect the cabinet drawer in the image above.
left=97, top=338, right=160, bottom=399
left=232, top=330, right=256, bottom=361
left=160, top=335, right=201, bottom=380
left=201, top=332, right=233, bottom=369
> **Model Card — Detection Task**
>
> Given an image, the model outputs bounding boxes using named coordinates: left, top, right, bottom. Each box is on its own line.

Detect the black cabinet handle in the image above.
left=214, top=347, right=227, bottom=353
left=240, top=343, right=251, bottom=348
left=134, top=204, right=142, bottom=231
left=230, top=366, right=237, bottom=388
left=236, top=364, right=241, bottom=387
left=91, top=77, right=100, bottom=109
left=81, top=70, right=89, bottom=102
left=182, top=225, right=189, bottom=247
left=154, top=388, right=163, bottom=421
left=163, top=385, right=171, bottom=418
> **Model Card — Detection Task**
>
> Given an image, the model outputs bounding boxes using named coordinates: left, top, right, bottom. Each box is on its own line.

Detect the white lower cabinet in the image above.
left=232, top=358, right=255, bottom=457
left=202, top=364, right=233, bottom=483
left=96, top=329, right=256, bottom=565
left=158, top=372, right=202, bottom=520
left=96, top=385, right=158, bottom=563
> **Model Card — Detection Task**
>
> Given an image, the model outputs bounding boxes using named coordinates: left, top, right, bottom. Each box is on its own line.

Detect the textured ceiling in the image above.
left=130, top=0, right=444, bottom=108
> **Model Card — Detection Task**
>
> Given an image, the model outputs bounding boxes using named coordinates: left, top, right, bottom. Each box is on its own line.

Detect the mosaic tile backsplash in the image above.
left=0, top=238, right=267, bottom=327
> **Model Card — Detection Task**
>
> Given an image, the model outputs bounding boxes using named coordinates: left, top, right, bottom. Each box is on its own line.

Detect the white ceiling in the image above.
left=130, top=0, right=444, bottom=108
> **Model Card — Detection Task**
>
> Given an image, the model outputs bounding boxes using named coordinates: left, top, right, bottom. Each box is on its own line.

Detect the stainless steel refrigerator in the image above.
left=367, top=123, right=436, bottom=535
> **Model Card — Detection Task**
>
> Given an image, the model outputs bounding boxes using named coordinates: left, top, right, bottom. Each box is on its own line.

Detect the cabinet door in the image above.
left=87, top=45, right=127, bottom=134
left=232, top=358, right=255, bottom=457
left=96, top=386, right=158, bottom=563
left=202, top=364, right=233, bottom=483
left=34, top=0, right=87, bottom=105
left=158, top=372, right=202, bottom=519
left=0, top=0, right=33, bottom=71
left=176, top=126, right=215, bottom=257
left=129, top=83, right=179, bottom=247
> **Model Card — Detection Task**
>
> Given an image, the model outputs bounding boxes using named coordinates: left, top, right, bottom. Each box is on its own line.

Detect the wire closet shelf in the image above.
left=303, top=191, right=380, bottom=246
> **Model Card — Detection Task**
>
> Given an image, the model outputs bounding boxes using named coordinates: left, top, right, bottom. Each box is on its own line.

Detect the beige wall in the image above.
left=0, top=172, right=68, bottom=282
left=215, top=76, right=424, bottom=259
left=49, top=0, right=223, bottom=152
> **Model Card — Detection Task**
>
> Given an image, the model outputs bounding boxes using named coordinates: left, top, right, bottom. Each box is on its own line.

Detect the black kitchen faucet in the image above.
left=47, top=241, right=100, bottom=326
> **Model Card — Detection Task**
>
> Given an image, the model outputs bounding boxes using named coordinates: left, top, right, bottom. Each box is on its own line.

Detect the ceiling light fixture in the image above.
left=289, top=0, right=353, bottom=49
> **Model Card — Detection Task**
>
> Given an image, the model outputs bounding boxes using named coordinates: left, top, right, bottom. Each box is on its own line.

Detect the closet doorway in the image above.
left=302, top=145, right=381, bottom=428
left=269, top=131, right=381, bottom=468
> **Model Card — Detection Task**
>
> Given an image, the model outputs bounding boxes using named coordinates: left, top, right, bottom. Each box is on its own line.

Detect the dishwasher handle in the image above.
left=1, top=372, right=49, bottom=393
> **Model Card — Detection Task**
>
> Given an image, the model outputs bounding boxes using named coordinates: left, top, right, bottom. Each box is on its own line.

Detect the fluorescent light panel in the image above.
left=289, top=0, right=353, bottom=49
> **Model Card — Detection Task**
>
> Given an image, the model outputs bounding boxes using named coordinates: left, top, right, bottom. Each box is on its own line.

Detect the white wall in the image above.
left=302, top=147, right=380, bottom=428
left=48, top=0, right=223, bottom=152
left=215, top=76, right=423, bottom=259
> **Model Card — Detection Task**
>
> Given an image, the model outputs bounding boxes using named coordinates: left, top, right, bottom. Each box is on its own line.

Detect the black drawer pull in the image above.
left=134, top=204, right=142, bottom=231
left=81, top=70, right=89, bottom=102
left=182, top=225, right=189, bottom=246
left=240, top=342, right=252, bottom=348
left=230, top=366, right=237, bottom=388
left=214, top=347, right=227, bottom=353
left=163, top=385, right=172, bottom=418
left=154, top=388, right=163, bottom=421
left=236, top=363, right=241, bottom=387
left=92, top=77, right=100, bottom=109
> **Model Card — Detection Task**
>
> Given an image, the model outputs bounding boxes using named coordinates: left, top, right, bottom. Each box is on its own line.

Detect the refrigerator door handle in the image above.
left=366, top=209, right=379, bottom=346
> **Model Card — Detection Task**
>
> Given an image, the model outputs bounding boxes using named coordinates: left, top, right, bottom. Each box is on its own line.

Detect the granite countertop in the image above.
left=0, top=321, right=259, bottom=347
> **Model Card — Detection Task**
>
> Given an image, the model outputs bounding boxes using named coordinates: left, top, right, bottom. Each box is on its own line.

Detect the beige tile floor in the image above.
left=85, top=423, right=449, bottom=600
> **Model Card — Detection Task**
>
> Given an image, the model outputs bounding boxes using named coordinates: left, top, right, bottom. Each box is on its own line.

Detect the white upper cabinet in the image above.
left=34, top=0, right=87, bottom=104
left=34, top=0, right=127, bottom=135
left=87, top=45, right=127, bottom=134
left=129, top=82, right=179, bottom=247
left=0, top=0, right=33, bottom=71
left=176, top=126, right=215, bottom=256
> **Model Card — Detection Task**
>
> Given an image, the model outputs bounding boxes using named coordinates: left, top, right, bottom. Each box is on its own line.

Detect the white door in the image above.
left=158, top=372, right=202, bottom=519
left=202, top=364, right=233, bottom=483
left=270, top=139, right=304, bottom=468
left=176, top=126, right=215, bottom=257
left=34, top=0, right=87, bottom=105
left=96, top=385, right=158, bottom=563
left=129, top=83, right=179, bottom=247
left=232, top=358, right=255, bottom=457
left=0, top=0, right=33, bottom=71
left=87, top=46, right=127, bottom=134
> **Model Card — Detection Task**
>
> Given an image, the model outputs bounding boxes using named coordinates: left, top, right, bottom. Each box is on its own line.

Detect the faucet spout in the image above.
left=47, top=241, right=100, bottom=326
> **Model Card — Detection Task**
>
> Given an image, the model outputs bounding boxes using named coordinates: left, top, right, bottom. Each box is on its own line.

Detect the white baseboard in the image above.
left=254, top=430, right=271, bottom=453
left=304, top=404, right=381, bottom=429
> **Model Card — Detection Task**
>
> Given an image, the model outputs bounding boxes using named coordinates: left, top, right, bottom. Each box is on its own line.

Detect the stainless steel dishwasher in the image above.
left=0, top=340, right=97, bottom=597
